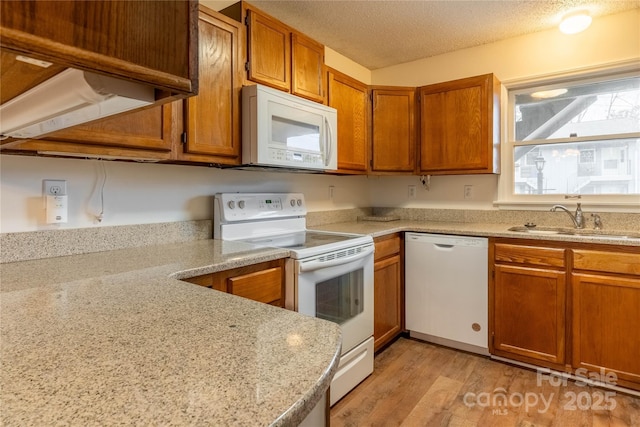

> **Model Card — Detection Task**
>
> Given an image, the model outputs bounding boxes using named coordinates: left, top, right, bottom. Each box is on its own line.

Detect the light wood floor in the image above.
left=330, top=337, right=640, bottom=427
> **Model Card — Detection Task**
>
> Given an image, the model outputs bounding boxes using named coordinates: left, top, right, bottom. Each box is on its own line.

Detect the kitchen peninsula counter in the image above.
left=0, top=239, right=341, bottom=426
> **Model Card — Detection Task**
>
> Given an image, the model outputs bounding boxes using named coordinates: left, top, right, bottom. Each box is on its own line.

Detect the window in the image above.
left=501, top=70, right=640, bottom=207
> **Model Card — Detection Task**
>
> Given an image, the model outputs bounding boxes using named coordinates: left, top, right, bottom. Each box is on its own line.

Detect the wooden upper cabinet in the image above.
left=5, top=102, right=179, bottom=160
left=179, top=6, right=242, bottom=165
left=291, top=32, right=325, bottom=103
left=246, top=8, right=291, bottom=92
left=419, top=73, right=500, bottom=175
left=371, top=87, right=417, bottom=173
left=327, top=68, right=369, bottom=173
left=0, top=0, right=198, bottom=98
left=221, top=2, right=326, bottom=103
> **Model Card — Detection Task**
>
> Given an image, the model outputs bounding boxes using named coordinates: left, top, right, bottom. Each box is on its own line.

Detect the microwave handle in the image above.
left=324, top=116, right=332, bottom=167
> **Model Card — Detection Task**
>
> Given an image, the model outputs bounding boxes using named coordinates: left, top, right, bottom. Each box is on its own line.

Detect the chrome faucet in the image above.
left=550, top=203, right=584, bottom=229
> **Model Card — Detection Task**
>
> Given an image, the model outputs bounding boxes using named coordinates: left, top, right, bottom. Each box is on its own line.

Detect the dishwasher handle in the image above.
left=434, top=243, right=455, bottom=250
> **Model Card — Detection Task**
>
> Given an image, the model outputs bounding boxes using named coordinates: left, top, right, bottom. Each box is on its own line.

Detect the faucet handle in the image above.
left=574, top=203, right=584, bottom=228
left=591, top=213, right=602, bottom=230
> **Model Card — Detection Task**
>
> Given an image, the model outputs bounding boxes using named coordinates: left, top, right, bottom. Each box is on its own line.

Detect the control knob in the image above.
left=297, top=199, right=303, bottom=206
left=238, top=200, right=245, bottom=209
left=228, top=201, right=235, bottom=209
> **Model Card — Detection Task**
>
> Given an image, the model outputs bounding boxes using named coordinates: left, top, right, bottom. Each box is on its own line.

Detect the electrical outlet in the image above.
left=43, top=180, right=68, bottom=224
left=464, top=184, right=474, bottom=200
left=408, top=185, right=417, bottom=198
left=44, top=180, right=67, bottom=196
left=329, top=185, right=335, bottom=200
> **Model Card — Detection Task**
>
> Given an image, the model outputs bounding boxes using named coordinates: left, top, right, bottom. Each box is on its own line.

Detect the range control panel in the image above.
left=214, top=193, right=306, bottom=222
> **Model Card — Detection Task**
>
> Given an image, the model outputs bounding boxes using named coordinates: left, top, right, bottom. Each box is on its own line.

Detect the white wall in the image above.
left=0, top=155, right=369, bottom=233
left=372, top=8, right=640, bottom=86
left=325, top=46, right=372, bottom=85
left=368, top=175, right=498, bottom=210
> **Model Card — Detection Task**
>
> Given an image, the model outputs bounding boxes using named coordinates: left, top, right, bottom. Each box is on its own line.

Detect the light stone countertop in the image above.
left=0, top=239, right=341, bottom=426
left=310, top=220, right=640, bottom=247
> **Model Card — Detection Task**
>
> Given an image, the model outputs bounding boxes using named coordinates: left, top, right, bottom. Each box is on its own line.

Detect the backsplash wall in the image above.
left=0, top=155, right=370, bottom=233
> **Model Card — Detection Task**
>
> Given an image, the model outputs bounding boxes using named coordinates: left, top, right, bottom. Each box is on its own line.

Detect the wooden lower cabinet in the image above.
left=373, top=233, right=403, bottom=351
left=493, top=264, right=566, bottom=366
left=490, top=239, right=640, bottom=391
left=571, top=248, right=640, bottom=389
left=183, top=259, right=286, bottom=307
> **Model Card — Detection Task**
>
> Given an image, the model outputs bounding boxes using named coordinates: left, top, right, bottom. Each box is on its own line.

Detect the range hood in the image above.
left=0, top=68, right=155, bottom=139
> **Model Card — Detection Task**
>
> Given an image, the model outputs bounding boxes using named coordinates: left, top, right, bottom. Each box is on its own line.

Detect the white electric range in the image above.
left=213, top=192, right=374, bottom=405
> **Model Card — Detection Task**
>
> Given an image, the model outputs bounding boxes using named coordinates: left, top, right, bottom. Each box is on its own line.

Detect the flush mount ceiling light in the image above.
left=531, top=88, right=568, bottom=99
left=559, top=10, right=592, bottom=34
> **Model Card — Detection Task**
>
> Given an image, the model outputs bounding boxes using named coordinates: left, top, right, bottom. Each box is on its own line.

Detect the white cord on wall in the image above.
left=89, top=160, right=108, bottom=223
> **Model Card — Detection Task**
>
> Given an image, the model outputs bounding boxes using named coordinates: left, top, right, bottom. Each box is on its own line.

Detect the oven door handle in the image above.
left=298, top=245, right=374, bottom=272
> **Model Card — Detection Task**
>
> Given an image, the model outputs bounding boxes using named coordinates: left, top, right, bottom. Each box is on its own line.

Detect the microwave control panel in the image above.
left=269, top=148, right=323, bottom=166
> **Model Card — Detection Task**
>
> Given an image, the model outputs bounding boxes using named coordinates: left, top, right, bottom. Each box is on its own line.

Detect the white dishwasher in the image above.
left=405, top=232, right=489, bottom=355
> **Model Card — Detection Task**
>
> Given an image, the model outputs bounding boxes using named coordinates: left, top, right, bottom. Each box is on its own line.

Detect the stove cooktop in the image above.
left=239, top=230, right=373, bottom=259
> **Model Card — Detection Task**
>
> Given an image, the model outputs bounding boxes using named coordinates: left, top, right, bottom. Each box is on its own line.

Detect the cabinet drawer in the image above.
left=183, top=274, right=213, bottom=287
left=375, top=234, right=401, bottom=261
left=228, top=267, right=283, bottom=305
left=573, top=249, right=640, bottom=276
left=494, top=243, right=565, bottom=268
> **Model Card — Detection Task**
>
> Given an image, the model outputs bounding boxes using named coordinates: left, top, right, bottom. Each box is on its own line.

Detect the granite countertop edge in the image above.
left=0, top=240, right=341, bottom=426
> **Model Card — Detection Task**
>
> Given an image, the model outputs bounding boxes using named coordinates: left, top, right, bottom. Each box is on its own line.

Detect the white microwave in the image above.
left=241, top=84, right=337, bottom=171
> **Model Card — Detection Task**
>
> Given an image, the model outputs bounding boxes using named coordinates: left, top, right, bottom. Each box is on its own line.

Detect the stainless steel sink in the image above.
left=507, top=226, right=640, bottom=240
left=570, top=231, right=640, bottom=239
left=508, top=226, right=572, bottom=235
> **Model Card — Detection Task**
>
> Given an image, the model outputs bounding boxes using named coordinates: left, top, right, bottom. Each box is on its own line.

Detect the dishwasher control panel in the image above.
left=405, top=232, right=488, bottom=248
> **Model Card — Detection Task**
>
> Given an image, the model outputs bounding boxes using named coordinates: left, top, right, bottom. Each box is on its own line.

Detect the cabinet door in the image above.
left=328, top=68, right=369, bottom=173
left=182, top=8, right=241, bottom=164
left=10, top=102, right=177, bottom=160
left=1, top=1, right=197, bottom=96
left=228, top=267, right=284, bottom=307
left=182, top=259, right=286, bottom=307
left=572, top=273, right=640, bottom=385
left=493, top=264, right=566, bottom=366
left=246, top=9, right=290, bottom=92
left=419, top=74, right=499, bottom=175
left=374, top=254, right=402, bottom=351
left=291, top=32, right=325, bottom=103
left=371, top=88, right=416, bottom=173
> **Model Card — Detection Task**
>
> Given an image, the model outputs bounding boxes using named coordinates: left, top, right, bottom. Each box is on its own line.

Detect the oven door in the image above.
left=295, top=244, right=374, bottom=355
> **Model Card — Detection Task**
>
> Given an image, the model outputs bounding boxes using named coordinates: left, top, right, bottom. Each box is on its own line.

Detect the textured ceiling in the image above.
left=249, top=0, right=640, bottom=70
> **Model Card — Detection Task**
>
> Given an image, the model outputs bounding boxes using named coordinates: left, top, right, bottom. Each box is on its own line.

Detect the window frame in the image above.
left=496, top=63, right=640, bottom=212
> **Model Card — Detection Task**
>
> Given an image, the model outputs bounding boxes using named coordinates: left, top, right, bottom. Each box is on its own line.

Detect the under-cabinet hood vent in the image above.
left=0, top=69, right=155, bottom=139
